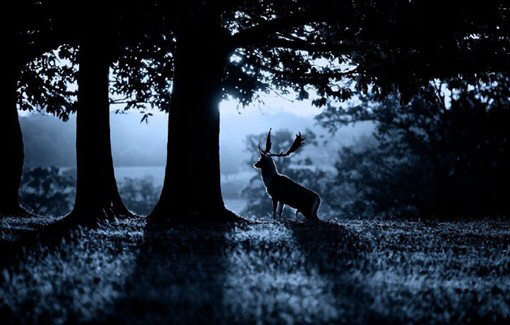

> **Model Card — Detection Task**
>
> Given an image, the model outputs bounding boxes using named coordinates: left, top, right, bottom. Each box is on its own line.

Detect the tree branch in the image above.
left=230, top=14, right=312, bottom=48
left=255, top=62, right=358, bottom=82
left=259, top=37, right=357, bottom=53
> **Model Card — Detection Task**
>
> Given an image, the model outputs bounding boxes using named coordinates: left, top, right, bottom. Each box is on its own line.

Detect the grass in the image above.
left=0, top=216, right=508, bottom=323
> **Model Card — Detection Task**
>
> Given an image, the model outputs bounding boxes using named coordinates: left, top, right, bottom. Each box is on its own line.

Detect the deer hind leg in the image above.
left=311, top=196, right=321, bottom=221
left=303, top=197, right=321, bottom=222
left=272, top=199, right=278, bottom=220
left=277, top=202, right=284, bottom=221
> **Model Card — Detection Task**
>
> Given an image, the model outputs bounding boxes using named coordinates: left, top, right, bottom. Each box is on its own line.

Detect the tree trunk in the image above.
left=0, top=61, right=32, bottom=217
left=150, top=10, right=237, bottom=222
left=70, top=34, right=131, bottom=223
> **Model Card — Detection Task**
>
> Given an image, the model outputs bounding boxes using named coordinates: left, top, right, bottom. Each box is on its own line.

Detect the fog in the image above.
left=19, top=96, right=373, bottom=214
left=21, top=96, right=373, bottom=175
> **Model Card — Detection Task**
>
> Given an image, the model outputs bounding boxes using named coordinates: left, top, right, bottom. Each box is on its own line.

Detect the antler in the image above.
left=262, top=130, right=306, bottom=157
left=285, top=132, right=306, bottom=155
left=258, top=128, right=272, bottom=154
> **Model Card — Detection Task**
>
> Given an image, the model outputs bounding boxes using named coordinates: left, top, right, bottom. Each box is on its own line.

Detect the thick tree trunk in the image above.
left=150, top=11, right=237, bottom=222
left=0, top=61, right=32, bottom=217
left=70, top=34, right=131, bottom=223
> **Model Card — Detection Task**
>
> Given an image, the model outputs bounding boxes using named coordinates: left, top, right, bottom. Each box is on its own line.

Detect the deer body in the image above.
left=254, top=129, right=321, bottom=221
left=258, top=157, right=320, bottom=221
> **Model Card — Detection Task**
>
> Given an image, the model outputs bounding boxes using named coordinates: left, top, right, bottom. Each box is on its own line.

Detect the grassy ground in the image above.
left=0, top=216, right=508, bottom=323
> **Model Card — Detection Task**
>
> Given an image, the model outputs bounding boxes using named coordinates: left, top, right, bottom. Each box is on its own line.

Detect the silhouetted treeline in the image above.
left=318, top=82, right=510, bottom=218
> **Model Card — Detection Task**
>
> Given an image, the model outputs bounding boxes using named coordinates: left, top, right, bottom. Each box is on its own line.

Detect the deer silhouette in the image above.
left=254, top=129, right=321, bottom=222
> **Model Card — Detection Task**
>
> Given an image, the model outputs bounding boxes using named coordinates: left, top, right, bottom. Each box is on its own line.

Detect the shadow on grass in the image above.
left=285, top=219, right=382, bottom=323
left=0, top=216, right=147, bottom=323
left=0, top=215, right=67, bottom=267
left=104, top=219, right=238, bottom=323
left=0, top=213, right=143, bottom=268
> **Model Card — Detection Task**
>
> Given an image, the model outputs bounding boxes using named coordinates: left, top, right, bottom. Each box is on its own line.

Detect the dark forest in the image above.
left=0, top=1, right=509, bottom=323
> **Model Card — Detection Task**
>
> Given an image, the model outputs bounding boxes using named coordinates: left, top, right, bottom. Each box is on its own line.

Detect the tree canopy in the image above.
left=17, top=0, right=509, bottom=117
left=219, top=0, right=510, bottom=105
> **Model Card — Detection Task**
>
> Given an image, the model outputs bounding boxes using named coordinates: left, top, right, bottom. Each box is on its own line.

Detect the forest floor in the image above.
left=0, top=216, right=508, bottom=324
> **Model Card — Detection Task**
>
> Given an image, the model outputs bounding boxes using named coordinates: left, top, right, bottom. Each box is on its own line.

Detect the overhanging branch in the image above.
left=245, top=58, right=358, bottom=83
left=259, top=37, right=356, bottom=53
left=229, top=14, right=313, bottom=48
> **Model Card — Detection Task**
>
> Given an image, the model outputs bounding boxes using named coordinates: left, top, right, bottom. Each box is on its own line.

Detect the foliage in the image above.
left=108, top=2, right=175, bottom=116
left=13, top=1, right=174, bottom=121
left=20, top=167, right=75, bottom=216
left=7, top=1, right=78, bottom=119
left=241, top=129, right=333, bottom=219
left=29, top=0, right=508, bottom=117
left=220, top=0, right=510, bottom=107
left=12, top=1, right=510, bottom=120
left=19, top=167, right=161, bottom=216
left=318, top=81, right=510, bottom=218
left=19, top=46, right=78, bottom=120
left=118, top=177, right=161, bottom=215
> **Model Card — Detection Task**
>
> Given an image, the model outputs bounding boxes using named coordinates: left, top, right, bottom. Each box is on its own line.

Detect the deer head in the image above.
left=254, top=128, right=306, bottom=169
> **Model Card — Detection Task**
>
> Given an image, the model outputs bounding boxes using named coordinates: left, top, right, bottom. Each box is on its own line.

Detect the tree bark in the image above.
left=150, top=9, right=237, bottom=222
left=70, top=33, right=131, bottom=223
left=0, top=61, right=32, bottom=217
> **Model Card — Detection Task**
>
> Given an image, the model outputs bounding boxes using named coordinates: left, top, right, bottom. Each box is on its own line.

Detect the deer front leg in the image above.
left=272, top=198, right=278, bottom=220
left=277, top=202, right=284, bottom=221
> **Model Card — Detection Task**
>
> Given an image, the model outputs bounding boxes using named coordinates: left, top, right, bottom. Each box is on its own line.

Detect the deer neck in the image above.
left=261, top=159, right=278, bottom=186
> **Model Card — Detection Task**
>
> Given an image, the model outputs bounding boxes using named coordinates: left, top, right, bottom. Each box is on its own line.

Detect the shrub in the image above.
left=20, top=167, right=161, bottom=216
left=20, top=167, right=75, bottom=216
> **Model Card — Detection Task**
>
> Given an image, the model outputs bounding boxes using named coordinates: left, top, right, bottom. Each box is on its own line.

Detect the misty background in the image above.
left=20, top=96, right=372, bottom=214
